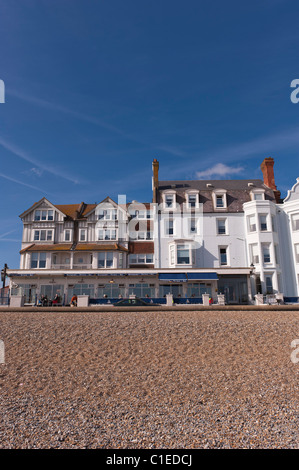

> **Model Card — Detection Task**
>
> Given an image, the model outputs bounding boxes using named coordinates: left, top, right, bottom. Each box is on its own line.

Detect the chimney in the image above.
left=152, top=158, right=159, bottom=203
left=260, top=157, right=281, bottom=203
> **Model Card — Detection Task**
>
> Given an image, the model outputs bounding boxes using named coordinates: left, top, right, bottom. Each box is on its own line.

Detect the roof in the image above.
left=54, top=203, right=97, bottom=219
left=157, top=178, right=276, bottom=212
left=20, top=243, right=128, bottom=253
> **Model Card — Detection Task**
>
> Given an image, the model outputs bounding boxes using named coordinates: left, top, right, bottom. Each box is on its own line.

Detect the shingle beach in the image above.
left=0, top=309, right=298, bottom=449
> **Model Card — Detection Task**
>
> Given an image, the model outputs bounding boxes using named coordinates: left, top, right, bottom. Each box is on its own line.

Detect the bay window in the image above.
left=31, top=252, right=46, bottom=269
left=98, top=252, right=114, bottom=268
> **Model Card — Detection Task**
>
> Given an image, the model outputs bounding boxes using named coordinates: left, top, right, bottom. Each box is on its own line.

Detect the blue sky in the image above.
left=1, top=0, right=299, bottom=269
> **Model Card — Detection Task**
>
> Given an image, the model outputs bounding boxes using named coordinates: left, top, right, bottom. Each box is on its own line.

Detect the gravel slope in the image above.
left=0, top=310, right=298, bottom=449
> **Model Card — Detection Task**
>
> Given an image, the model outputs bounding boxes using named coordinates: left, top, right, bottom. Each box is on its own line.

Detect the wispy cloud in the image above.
left=8, top=89, right=147, bottom=146
left=0, top=135, right=80, bottom=184
left=0, top=229, right=20, bottom=242
left=196, top=163, right=245, bottom=179
left=0, top=171, right=52, bottom=194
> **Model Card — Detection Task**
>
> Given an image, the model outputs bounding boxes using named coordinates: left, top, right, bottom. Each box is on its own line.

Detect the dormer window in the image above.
left=162, top=191, right=176, bottom=209
left=212, top=190, right=227, bottom=210
left=185, top=190, right=199, bottom=209
left=165, top=194, right=174, bottom=208
left=251, top=189, right=265, bottom=201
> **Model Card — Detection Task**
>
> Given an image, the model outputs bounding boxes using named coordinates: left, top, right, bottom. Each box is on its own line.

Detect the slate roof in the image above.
left=157, top=178, right=276, bottom=212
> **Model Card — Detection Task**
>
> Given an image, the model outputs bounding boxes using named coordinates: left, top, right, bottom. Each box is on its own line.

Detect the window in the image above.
left=177, top=244, right=190, bottom=264
left=129, top=254, right=154, bottom=264
left=98, top=252, right=114, bottom=268
left=68, top=284, right=95, bottom=301
left=213, top=190, right=227, bottom=210
left=129, top=231, right=153, bottom=240
left=188, top=194, right=197, bottom=208
left=217, top=219, right=226, bottom=235
left=265, top=275, right=273, bottom=294
left=254, top=193, right=263, bottom=200
left=34, top=230, right=53, bottom=241
left=64, top=229, right=71, bottom=242
left=262, top=244, right=271, bottom=263
left=189, top=218, right=198, bottom=235
left=165, top=219, right=174, bottom=236
left=79, top=229, right=87, bottom=241
left=128, top=283, right=155, bottom=298
left=98, top=209, right=117, bottom=220
left=249, top=244, right=259, bottom=264
left=271, top=216, right=276, bottom=232
left=98, top=229, right=116, bottom=240
left=170, top=245, right=175, bottom=265
left=259, top=215, right=268, bottom=231
left=216, top=195, right=224, bottom=208
left=165, top=194, right=174, bottom=208
left=98, top=283, right=125, bottom=299
left=34, top=209, right=54, bottom=221
left=248, top=215, right=256, bottom=232
left=187, top=283, right=211, bottom=298
left=31, top=252, right=46, bottom=269
left=219, top=247, right=227, bottom=266
left=291, top=214, right=299, bottom=231
left=295, top=244, right=299, bottom=263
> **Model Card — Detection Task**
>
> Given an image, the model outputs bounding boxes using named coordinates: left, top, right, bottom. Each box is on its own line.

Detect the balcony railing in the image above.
left=51, top=264, right=93, bottom=270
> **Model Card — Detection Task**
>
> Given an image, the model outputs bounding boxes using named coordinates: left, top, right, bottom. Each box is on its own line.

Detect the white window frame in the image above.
left=188, top=217, right=198, bottom=235
left=291, top=214, right=299, bottom=231
left=251, top=189, right=265, bottom=201
left=185, top=190, right=199, bottom=209
left=79, top=229, right=87, bottom=242
left=212, top=190, right=227, bottom=211
left=249, top=243, right=259, bottom=265
left=129, top=253, right=154, bottom=264
left=219, top=246, right=228, bottom=266
left=163, top=191, right=176, bottom=210
left=216, top=218, right=227, bottom=235
left=294, top=244, right=299, bottom=264
left=259, top=214, right=268, bottom=232
left=165, top=218, right=174, bottom=237
left=247, top=214, right=257, bottom=233
left=34, top=209, right=54, bottom=221
left=169, top=242, right=194, bottom=267
left=31, top=252, right=47, bottom=269
left=98, top=229, right=117, bottom=241
left=33, top=229, right=53, bottom=242
left=98, top=252, right=114, bottom=269
left=64, top=229, right=71, bottom=242
left=262, top=243, right=271, bottom=264
left=98, top=208, right=117, bottom=221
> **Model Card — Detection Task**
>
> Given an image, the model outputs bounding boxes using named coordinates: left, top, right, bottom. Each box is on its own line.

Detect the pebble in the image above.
left=0, top=310, right=298, bottom=448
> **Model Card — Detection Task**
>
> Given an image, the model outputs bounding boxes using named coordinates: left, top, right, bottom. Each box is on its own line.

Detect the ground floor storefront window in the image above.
left=128, top=283, right=155, bottom=298
left=67, top=284, right=94, bottom=303
left=218, top=275, right=248, bottom=304
left=186, top=283, right=212, bottom=297
left=11, top=284, right=37, bottom=303
left=40, top=285, right=64, bottom=303
left=159, top=284, right=183, bottom=297
left=98, top=283, right=125, bottom=299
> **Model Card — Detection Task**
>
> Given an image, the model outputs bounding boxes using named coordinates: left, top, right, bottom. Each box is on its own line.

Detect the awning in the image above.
left=159, top=273, right=187, bottom=282
left=186, top=272, right=218, bottom=280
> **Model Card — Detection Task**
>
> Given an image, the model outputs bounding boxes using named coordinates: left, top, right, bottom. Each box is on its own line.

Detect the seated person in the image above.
left=70, top=295, right=77, bottom=307
left=52, top=294, right=61, bottom=305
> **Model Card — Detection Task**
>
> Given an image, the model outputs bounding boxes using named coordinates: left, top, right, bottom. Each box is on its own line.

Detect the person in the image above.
left=40, top=294, right=48, bottom=306
left=70, top=295, right=77, bottom=307
left=52, top=293, right=60, bottom=305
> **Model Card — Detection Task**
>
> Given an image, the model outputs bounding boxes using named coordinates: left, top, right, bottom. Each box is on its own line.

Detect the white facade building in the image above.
left=6, top=157, right=299, bottom=305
